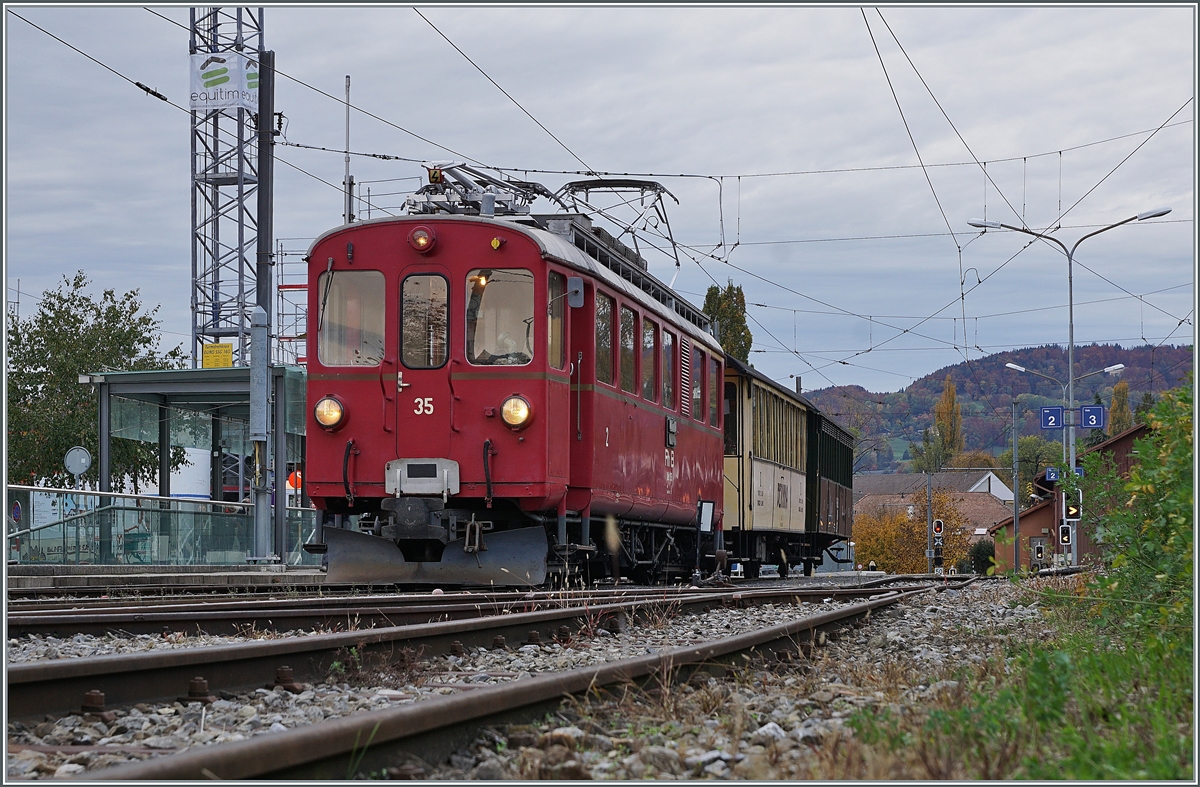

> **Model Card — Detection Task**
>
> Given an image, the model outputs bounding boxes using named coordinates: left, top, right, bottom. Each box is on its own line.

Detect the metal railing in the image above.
left=6, top=486, right=321, bottom=567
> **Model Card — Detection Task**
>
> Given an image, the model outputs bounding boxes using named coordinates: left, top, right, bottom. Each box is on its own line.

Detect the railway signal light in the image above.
left=1034, top=543, right=1045, bottom=562
left=1064, top=490, right=1082, bottom=522
left=1059, top=523, right=1072, bottom=546
left=933, top=519, right=944, bottom=536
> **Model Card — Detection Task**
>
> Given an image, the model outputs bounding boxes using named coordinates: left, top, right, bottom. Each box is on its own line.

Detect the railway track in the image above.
left=78, top=584, right=960, bottom=780
left=7, top=584, right=949, bottom=721
left=6, top=582, right=937, bottom=638
left=7, top=578, right=982, bottom=779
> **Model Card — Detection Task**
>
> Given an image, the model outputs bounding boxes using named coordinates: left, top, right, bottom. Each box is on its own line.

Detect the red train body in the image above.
left=305, top=213, right=725, bottom=584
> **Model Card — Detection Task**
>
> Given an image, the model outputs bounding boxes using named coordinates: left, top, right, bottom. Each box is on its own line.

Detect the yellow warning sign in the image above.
left=202, top=343, right=234, bottom=368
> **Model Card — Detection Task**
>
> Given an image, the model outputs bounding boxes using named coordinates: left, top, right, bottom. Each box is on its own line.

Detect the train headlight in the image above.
left=408, top=225, right=436, bottom=253
left=314, top=396, right=345, bottom=429
left=500, top=395, right=532, bottom=429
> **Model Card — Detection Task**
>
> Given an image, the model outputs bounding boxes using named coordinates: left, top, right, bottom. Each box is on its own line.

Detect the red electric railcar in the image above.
left=305, top=206, right=726, bottom=585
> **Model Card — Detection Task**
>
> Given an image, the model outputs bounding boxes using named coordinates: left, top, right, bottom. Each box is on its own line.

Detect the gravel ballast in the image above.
left=5, top=579, right=1049, bottom=779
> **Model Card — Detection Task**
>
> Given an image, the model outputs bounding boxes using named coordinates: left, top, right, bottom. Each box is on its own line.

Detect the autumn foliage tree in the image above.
left=852, top=487, right=972, bottom=573
left=1108, top=379, right=1133, bottom=436
left=702, top=280, right=752, bottom=363
left=908, top=375, right=965, bottom=472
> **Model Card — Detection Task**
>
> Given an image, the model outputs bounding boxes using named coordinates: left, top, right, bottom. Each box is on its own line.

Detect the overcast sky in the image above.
left=5, top=5, right=1196, bottom=393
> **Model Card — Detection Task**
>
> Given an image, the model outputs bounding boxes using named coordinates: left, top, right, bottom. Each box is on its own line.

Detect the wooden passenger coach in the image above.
left=722, top=357, right=853, bottom=577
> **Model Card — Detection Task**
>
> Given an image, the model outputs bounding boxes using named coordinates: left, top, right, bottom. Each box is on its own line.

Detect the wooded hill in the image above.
left=803, top=343, right=1192, bottom=473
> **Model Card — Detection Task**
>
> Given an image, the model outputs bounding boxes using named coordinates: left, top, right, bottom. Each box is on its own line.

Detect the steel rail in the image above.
left=5, top=584, right=769, bottom=613
left=8, top=585, right=934, bottom=721
left=7, top=585, right=926, bottom=637
left=87, top=585, right=938, bottom=780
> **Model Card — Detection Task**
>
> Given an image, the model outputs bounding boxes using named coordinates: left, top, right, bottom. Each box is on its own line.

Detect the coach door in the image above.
left=396, top=271, right=452, bottom=459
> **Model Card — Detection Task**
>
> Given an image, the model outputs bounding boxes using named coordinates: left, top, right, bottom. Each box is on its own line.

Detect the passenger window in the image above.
left=465, top=268, right=534, bottom=366
left=641, top=320, right=658, bottom=401
left=619, top=307, right=637, bottom=393
left=548, top=272, right=566, bottom=370
left=401, top=275, right=448, bottom=369
left=595, top=293, right=615, bottom=385
left=317, top=270, right=385, bottom=366
left=692, top=349, right=704, bottom=421
left=662, top=331, right=675, bottom=409
left=723, top=381, right=738, bottom=454
left=708, top=357, right=720, bottom=427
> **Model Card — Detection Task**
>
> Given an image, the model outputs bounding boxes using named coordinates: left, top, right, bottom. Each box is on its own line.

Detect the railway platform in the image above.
left=5, top=563, right=326, bottom=593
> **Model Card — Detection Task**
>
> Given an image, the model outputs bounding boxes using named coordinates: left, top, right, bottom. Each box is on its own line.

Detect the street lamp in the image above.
left=970, top=208, right=1169, bottom=472
left=1005, top=362, right=1125, bottom=462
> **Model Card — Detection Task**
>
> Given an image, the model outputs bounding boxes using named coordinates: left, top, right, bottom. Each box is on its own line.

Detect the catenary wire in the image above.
left=413, top=7, right=596, bottom=175
left=26, top=8, right=1192, bottom=406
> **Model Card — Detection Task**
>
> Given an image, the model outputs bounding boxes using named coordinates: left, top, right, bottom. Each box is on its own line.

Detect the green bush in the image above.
left=966, top=539, right=994, bottom=575
left=1085, top=372, right=1193, bottom=633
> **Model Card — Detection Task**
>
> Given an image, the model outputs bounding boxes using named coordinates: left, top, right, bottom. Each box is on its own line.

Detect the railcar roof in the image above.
left=724, top=354, right=816, bottom=411
left=309, top=215, right=723, bottom=356
left=723, top=356, right=855, bottom=447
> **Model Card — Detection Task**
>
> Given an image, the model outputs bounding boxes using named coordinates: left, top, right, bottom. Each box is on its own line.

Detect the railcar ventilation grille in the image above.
left=680, top=339, right=691, bottom=418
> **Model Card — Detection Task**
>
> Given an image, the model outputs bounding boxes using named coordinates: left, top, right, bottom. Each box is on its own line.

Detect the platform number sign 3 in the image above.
left=1040, top=406, right=1064, bottom=430
left=1080, top=404, right=1106, bottom=429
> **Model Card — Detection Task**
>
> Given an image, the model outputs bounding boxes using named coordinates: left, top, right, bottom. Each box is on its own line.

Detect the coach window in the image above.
left=401, top=275, right=448, bottom=368
left=662, top=331, right=676, bottom=409
left=548, top=272, right=566, bottom=370
left=619, top=307, right=637, bottom=393
left=641, top=319, right=658, bottom=401
left=595, top=292, right=615, bottom=385
left=317, top=270, right=385, bottom=366
left=692, top=349, right=705, bottom=421
left=465, top=268, right=534, bottom=366
left=723, top=381, right=738, bottom=454
left=708, top=357, right=720, bottom=427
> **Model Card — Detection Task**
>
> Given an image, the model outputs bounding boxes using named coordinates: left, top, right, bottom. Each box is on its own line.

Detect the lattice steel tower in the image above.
left=190, top=7, right=264, bottom=366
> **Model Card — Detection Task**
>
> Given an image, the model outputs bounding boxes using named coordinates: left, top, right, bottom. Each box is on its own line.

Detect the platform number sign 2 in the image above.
left=1080, top=404, right=1106, bottom=429
left=1040, top=406, right=1064, bottom=430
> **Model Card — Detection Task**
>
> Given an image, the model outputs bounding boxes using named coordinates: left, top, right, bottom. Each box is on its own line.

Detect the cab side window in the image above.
left=548, top=272, right=566, bottom=370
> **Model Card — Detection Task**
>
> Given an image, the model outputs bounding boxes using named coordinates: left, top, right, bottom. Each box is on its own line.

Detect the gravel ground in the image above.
left=7, top=594, right=873, bottom=779
left=412, top=577, right=1052, bottom=780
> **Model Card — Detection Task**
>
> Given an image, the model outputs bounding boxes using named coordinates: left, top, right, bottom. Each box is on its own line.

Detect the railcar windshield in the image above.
left=465, top=268, right=534, bottom=366
left=316, top=270, right=385, bottom=366
left=401, top=274, right=448, bottom=368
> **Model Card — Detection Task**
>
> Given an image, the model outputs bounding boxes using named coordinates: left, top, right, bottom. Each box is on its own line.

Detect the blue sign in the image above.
left=11, top=501, right=20, bottom=524
left=1040, top=406, right=1064, bottom=430
left=1045, top=467, right=1060, bottom=482
left=1080, top=405, right=1106, bottom=429
left=1074, top=467, right=1085, bottom=478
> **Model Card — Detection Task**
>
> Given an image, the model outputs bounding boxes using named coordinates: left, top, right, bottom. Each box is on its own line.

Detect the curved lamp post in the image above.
left=1005, top=362, right=1126, bottom=462
left=970, top=208, right=1170, bottom=472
